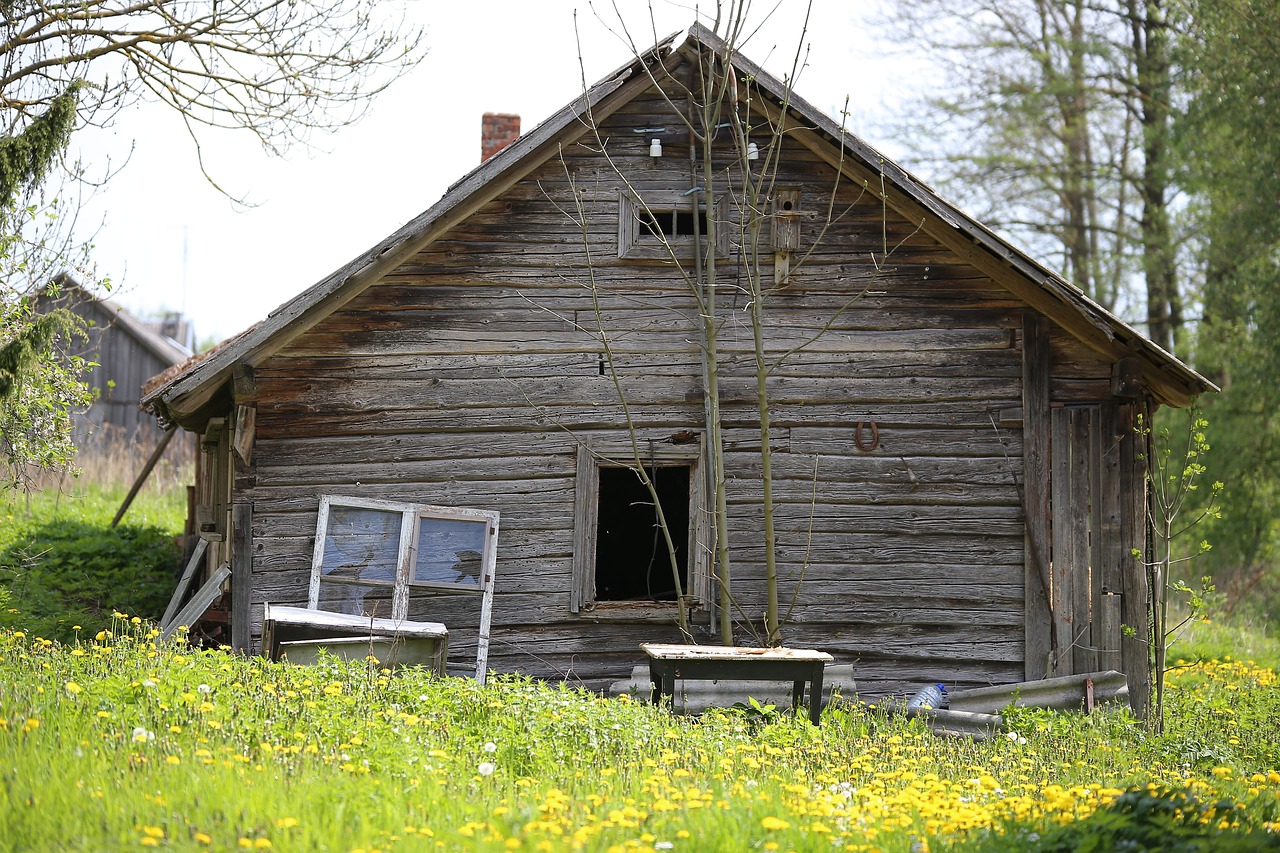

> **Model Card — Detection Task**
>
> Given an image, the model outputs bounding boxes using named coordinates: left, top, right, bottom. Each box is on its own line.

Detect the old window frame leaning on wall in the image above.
left=308, top=495, right=499, bottom=681
left=571, top=438, right=713, bottom=620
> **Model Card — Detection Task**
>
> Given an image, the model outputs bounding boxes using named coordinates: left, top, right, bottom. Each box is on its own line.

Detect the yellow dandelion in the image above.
left=760, top=816, right=790, bottom=831
left=140, top=837, right=160, bottom=847
left=165, top=755, right=181, bottom=765
left=65, top=681, right=82, bottom=695
left=194, top=833, right=212, bottom=844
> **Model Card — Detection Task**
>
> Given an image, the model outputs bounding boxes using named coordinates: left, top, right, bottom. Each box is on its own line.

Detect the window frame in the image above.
left=617, top=190, right=730, bottom=261
left=571, top=437, right=711, bottom=616
left=307, top=495, right=499, bottom=681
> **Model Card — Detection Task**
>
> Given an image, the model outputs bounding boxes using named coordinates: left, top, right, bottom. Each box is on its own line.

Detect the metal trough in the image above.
left=261, top=604, right=449, bottom=674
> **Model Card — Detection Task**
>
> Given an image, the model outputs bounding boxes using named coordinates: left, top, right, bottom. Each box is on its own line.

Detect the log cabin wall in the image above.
left=236, top=78, right=1041, bottom=697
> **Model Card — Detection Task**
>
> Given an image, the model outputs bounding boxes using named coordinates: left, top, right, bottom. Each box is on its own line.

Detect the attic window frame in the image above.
left=617, top=191, right=729, bottom=261
left=571, top=438, right=711, bottom=616
left=307, top=495, right=499, bottom=681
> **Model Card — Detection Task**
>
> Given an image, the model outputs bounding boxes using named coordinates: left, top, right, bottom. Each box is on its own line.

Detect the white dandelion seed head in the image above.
left=483, top=741, right=497, bottom=753
left=478, top=761, right=496, bottom=777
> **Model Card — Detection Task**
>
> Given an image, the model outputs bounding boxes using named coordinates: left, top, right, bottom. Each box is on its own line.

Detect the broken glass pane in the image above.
left=316, top=581, right=395, bottom=619
left=321, top=506, right=401, bottom=585
left=414, top=517, right=488, bottom=588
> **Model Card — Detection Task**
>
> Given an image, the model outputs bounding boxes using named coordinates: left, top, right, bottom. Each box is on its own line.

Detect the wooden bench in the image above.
left=640, top=643, right=835, bottom=724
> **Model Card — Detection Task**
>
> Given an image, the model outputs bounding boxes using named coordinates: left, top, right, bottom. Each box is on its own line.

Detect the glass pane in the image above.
left=317, top=580, right=395, bottom=619
left=321, top=506, right=402, bottom=585
left=414, top=517, right=488, bottom=588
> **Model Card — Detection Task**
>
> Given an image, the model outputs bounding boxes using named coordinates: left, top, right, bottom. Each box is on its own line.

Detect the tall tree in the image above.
left=877, top=0, right=1139, bottom=312
left=876, top=0, right=1186, bottom=353
left=0, top=1, right=425, bottom=486
left=1178, top=0, right=1280, bottom=610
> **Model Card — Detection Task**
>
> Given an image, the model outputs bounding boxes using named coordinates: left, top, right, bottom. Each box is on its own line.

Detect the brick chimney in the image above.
left=481, top=113, right=521, bottom=163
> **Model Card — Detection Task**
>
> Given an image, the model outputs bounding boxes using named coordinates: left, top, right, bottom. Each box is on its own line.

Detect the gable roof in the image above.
left=143, top=23, right=1213, bottom=425
left=39, top=275, right=192, bottom=367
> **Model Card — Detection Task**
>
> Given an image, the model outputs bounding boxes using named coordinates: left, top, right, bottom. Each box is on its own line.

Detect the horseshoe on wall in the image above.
left=854, top=420, right=880, bottom=452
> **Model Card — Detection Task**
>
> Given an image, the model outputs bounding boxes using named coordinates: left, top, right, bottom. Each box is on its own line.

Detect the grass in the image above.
left=0, top=616, right=1277, bottom=852
left=0, top=450, right=188, bottom=643
left=1, top=476, right=1278, bottom=850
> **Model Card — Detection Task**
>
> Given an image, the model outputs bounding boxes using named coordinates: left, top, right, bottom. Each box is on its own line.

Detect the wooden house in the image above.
left=141, top=25, right=1213, bottom=708
left=36, top=276, right=192, bottom=446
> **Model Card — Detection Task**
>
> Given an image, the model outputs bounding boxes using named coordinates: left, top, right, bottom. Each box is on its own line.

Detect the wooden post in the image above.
left=111, top=426, right=176, bottom=527
left=1022, top=312, right=1053, bottom=680
left=1069, top=408, right=1094, bottom=675
left=1119, top=402, right=1152, bottom=718
left=1050, top=408, right=1073, bottom=676
left=231, top=501, right=253, bottom=653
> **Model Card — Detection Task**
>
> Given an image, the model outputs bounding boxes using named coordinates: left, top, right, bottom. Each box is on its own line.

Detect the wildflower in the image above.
left=142, top=679, right=158, bottom=689
left=484, top=741, right=498, bottom=753
left=65, top=681, right=82, bottom=696
left=478, top=761, right=496, bottom=777
left=761, top=816, right=790, bottom=831
left=197, top=684, right=212, bottom=695
left=132, top=727, right=155, bottom=743
left=166, top=755, right=181, bottom=765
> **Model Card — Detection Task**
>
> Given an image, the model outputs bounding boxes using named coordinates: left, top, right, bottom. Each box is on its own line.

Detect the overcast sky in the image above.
left=69, top=1, right=920, bottom=345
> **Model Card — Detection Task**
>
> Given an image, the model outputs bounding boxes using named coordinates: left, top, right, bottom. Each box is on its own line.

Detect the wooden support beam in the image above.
left=1050, top=408, right=1072, bottom=676
left=160, top=537, right=209, bottom=629
left=1069, top=407, right=1094, bottom=675
left=1119, top=402, right=1152, bottom=718
left=1022, top=312, right=1052, bottom=680
left=160, top=562, right=231, bottom=643
left=232, top=502, right=253, bottom=653
left=112, top=426, right=176, bottom=528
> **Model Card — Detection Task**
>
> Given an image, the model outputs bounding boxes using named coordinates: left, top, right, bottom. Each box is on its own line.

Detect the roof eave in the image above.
left=685, top=23, right=1214, bottom=406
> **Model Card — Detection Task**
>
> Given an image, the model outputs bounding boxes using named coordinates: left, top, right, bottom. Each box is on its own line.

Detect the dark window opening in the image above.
left=595, top=465, right=690, bottom=601
left=640, top=208, right=708, bottom=239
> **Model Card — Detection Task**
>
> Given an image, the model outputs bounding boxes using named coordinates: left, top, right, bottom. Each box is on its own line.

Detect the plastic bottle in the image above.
left=906, top=683, right=947, bottom=710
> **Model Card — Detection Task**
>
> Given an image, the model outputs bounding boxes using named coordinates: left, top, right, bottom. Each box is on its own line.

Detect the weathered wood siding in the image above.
left=44, top=294, right=184, bottom=441
left=240, top=80, right=1040, bottom=697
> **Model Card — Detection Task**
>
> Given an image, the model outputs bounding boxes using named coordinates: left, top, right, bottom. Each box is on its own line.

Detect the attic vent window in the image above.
left=640, top=209, right=709, bottom=240
left=618, top=191, right=729, bottom=261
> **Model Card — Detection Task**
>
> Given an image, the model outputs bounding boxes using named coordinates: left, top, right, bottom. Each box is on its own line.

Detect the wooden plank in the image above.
left=1022, top=312, right=1052, bottom=680
left=111, top=426, right=176, bottom=527
left=160, top=537, right=209, bottom=629
left=1050, top=407, right=1073, bottom=676
left=232, top=502, right=253, bottom=652
left=233, top=404, right=256, bottom=465
left=161, top=562, right=232, bottom=643
left=1069, top=408, right=1095, bottom=675
left=1119, top=402, right=1152, bottom=718
left=571, top=442, right=597, bottom=613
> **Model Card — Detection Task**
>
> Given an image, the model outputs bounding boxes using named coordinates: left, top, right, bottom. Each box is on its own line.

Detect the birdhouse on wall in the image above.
left=772, top=187, right=802, bottom=284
